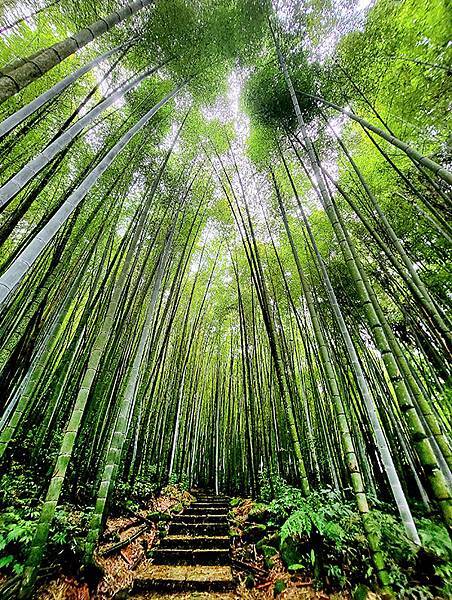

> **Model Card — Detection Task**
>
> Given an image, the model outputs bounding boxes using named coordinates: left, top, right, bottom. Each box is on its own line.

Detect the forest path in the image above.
left=131, top=492, right=235, bottom=596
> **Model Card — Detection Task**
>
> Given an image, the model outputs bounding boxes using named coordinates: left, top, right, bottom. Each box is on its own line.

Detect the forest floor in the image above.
left=131, top=591, right=352, bottom=599
left=37, top=576, right=353, bottom=599
left=33, top=488, right=357, bottom=600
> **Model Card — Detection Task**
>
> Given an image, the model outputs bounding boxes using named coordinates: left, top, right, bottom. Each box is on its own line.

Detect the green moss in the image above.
left=273, top=579, right=286, bottom=595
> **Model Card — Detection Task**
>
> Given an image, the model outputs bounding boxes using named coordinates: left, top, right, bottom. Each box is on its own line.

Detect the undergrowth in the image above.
left=0, top=461, right=187, bottom=580
left=235, top=472, right=452, bottom=599
left=0, top=464, right=90, bottom=578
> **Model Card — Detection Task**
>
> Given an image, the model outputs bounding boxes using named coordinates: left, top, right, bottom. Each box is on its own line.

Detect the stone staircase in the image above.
left=132, top=492, right=234, bottom=594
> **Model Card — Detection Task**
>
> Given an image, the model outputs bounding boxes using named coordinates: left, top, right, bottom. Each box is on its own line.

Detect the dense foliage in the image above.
left=243, top=474, right=452, bottom=597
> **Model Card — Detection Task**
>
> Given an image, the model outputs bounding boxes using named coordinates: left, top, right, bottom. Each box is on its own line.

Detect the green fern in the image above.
left=280, top=508, right=312, bottom=545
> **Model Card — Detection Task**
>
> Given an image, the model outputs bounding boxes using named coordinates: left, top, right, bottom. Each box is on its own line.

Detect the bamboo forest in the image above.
left=0, top=0, right=451, bottom=598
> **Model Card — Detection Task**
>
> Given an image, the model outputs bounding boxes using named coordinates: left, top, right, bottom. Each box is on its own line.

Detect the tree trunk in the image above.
left=0, top=85, right=181, bottom=308
left=0, top=0, right=153, bottom=104
left=0, top=63, right=163, bottom=210
left=0, top=42, right=128, bottom=140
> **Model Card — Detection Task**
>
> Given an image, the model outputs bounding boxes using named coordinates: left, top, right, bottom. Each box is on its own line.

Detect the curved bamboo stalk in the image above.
left=0, top=64, right=162, bottom=210
left=297, top=92, right=452, bottom=186
left=0, top=0, right=153, bottom=103
left=0, top=85, right=181, bottom=308
left=0, top=42, right=129, bottom=140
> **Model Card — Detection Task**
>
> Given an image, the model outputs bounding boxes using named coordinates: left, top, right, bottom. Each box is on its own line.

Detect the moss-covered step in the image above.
left=132, top=565, right=235, bottom=592
left=169, top=522, right=229, bottom=536
left=159, top=535, right=230, bottom=550
left=151, top=547, right=230, bottom=565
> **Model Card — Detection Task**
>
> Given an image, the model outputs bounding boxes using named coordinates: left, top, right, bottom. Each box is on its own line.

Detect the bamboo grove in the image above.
left=0, top=0, right=450, bottom=596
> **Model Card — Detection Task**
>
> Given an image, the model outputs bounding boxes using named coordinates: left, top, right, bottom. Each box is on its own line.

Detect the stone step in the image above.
left=133, top=565, right=234, bottom=593
left=187, top=506, right=229, bottom=514
left=132, top=593, right=235, bottom=599
left=186, top=504, right=229, bottom=510
left=171, top=514, right=227, bottom=524
left=194, top=497, right=229, bottom=503
left=159, top=535, right=230, bottom=550
left=177, top=511, right=228, bottom=519
left=194, top=492, right=228, bottom=495
left=169, top=522, right=229, bottom=536
left=152, top=547, right=230, bottom=565
left=189, top=506, right=229, bottom=513
left=192, top=504, right=229, bottom=509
